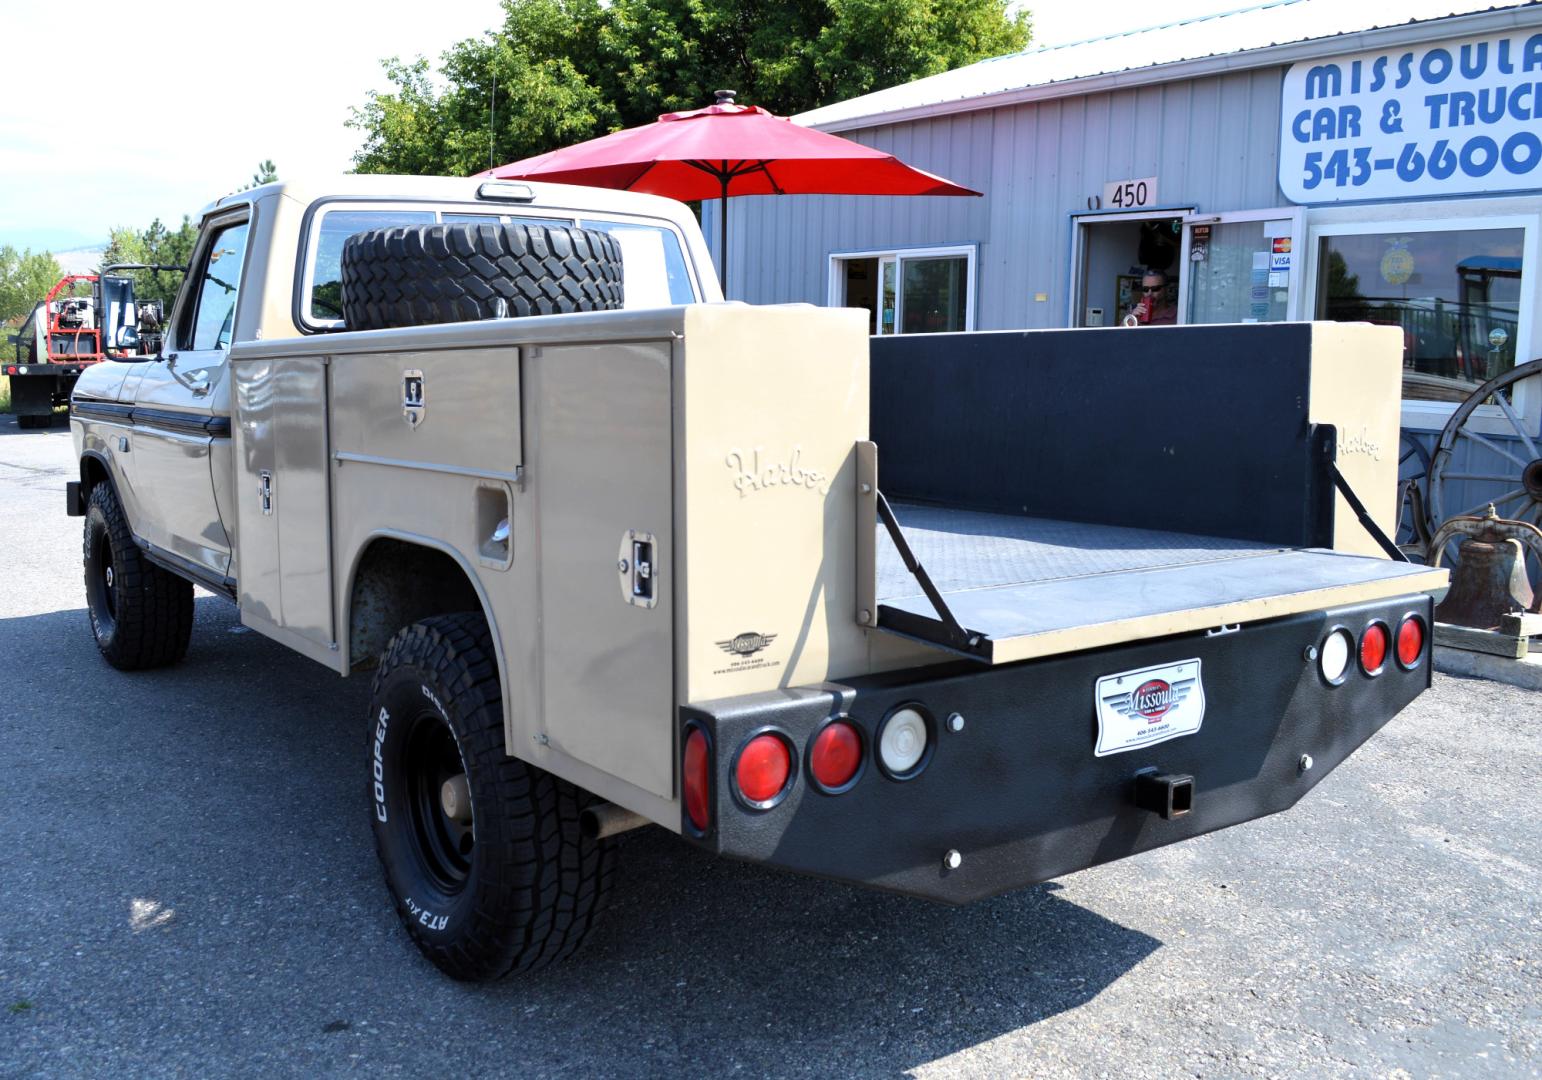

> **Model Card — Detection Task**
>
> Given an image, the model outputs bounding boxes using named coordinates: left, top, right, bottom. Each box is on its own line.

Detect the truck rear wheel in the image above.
left=369, top=613, right=616, bottom=981
left=340, top=222, right=625, bottom=332
left=83, top=482, right=195, bottom=670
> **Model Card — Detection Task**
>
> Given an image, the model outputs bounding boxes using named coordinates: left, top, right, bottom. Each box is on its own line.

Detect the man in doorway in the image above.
left=1123, top=270, right=1177, bottom=326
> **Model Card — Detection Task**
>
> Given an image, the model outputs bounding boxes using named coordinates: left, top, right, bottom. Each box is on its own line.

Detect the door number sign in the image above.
left=1103, top=176, right=1158, bottom=210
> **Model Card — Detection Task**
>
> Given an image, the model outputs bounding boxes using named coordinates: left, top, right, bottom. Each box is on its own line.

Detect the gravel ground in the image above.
left=1, top=413, right=1539, bottom=1079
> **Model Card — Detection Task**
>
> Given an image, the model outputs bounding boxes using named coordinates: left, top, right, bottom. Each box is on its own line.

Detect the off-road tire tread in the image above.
left=83, top=482, right=194, bottom=670
left=340, top=223, right=624, bottom=331
left=370, top=613, right=616, bottom=980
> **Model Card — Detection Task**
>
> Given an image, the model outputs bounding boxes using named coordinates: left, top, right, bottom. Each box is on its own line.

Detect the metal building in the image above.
left=710, top=0, right=1542, bottom=536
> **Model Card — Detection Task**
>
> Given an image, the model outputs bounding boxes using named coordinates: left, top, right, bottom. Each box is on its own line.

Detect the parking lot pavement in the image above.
left=1, top=411, right=1539, bottom=1079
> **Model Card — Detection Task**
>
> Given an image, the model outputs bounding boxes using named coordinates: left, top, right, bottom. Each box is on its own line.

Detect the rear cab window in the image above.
left=299, top=203, right=701, bottom=332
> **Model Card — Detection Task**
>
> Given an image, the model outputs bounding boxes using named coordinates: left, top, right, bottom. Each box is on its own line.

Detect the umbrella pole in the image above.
left=719, top=173, right=730, bottom=298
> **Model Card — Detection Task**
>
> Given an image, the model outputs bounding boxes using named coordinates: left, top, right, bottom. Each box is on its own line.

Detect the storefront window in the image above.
left=1187, top=220, right=1290, bottom=325
left=1316, top=227, right=1524, bottom=402
left=901, top=257, right=968, bottom=334
left=835, top=248, right=973, bottom=335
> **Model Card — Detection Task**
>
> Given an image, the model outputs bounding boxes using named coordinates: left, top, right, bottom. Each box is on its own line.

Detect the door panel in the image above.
left=231, top=355, right=333, bottom=648
left=130, top=360, right=230, bottom=577
left=124, top=214, right=251, bottom=579
left=527, top=341, right=674, bottom=800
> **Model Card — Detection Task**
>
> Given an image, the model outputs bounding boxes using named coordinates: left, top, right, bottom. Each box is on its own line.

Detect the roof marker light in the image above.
left=477, top=181, right=536, bottom=203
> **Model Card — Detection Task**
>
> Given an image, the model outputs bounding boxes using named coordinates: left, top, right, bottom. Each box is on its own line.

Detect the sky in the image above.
left=0, top=0, right=1247, bottom=253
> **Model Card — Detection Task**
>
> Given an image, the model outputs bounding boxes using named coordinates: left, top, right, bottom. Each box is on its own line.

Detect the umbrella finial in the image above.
left=714, top=89, right=737, bottom=106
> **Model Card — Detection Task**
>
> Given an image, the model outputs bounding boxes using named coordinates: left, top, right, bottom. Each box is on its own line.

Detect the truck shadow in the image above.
left=2, top=597, right=1159, bottom=1075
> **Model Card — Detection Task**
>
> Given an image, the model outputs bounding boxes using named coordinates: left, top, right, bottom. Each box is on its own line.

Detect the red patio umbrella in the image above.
left=483, top=91, right=980, bottom=293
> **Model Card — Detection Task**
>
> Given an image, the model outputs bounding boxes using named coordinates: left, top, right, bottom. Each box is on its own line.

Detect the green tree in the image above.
left=0, top=246, right=63, bottom=324
left=241, top=159, right=279, bottom=190
left=349, top=0, right=1031, bottom=175
left=99, top=217, right=199, bottom=308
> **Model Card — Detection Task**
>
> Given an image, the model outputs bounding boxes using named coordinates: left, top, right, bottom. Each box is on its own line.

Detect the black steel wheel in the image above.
left=368, top=613, right=617, bottom=981
left=82, top=482, right=194, bottom=670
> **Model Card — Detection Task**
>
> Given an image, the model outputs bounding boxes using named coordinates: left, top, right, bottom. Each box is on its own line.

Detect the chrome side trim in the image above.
left=332, top=450, right=522, bottom=486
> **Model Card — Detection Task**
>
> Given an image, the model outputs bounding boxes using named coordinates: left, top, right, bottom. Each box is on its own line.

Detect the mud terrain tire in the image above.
left=83, top=482, right=194, bottom=669
left=340, top=222, right=624, bottom=331
left=369, top=612, right=616, bottom=981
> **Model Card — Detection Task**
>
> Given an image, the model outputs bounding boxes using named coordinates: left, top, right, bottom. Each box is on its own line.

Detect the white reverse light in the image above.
left=1320, top=628, right=1353, bottom=684
left=879, top=707, right=930, bottom=776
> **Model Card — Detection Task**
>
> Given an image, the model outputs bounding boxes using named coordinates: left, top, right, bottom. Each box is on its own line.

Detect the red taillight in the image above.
left=1359, top=623, right=1389, bottom=674
left=810, top=721, right=862, bottom=791
left=735, top=733, right=791, bottom=804
left=683, top=728, right=710, bottom=832
left=1397, top=616, right=1425, bottom=668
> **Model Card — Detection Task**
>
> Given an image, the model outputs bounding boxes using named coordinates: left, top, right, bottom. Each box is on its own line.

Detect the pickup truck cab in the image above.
left=69, top=174, right=1445, bottom=981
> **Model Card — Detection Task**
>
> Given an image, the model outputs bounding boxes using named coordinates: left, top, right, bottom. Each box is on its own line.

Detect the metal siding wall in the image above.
left=723, top=65, right=1288, bottom=325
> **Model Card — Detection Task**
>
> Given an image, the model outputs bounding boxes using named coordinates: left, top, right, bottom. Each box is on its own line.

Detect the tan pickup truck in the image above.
left=68, top=174, right=1445, bottom=981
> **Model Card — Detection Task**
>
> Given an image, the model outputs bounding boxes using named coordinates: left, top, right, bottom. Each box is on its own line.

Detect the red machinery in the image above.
left=6, top=266, right=175, bottom=428
left=42, top=275, right=105, bottom=362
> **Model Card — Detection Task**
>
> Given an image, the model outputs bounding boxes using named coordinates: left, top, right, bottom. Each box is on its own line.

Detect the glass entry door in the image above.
left=833, top=248, right=973, bottom=335
left=1183, top=211, right=1300, bottom=325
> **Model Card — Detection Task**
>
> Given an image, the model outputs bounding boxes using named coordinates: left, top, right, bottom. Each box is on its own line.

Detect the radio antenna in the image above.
left=489, top=69, right=497, bottom=170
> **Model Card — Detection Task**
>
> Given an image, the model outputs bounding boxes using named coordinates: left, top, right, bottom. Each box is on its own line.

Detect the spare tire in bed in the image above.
left=340, top=222, right=624, bottom=331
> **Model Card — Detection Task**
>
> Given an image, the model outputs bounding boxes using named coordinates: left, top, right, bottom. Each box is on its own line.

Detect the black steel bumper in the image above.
left=4, top=364, right=87, bottom=377
left=680, top=594, right=1433, bottom=904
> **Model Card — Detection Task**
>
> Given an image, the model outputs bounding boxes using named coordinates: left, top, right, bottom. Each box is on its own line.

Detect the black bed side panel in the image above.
left=870, top=324, right=1332, bottom=547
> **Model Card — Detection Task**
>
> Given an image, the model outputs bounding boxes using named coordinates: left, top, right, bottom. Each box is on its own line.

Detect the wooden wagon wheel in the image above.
left=1396, top=431, right=1433, bottom=560
left=1428, top=356, right=1542, bottom=582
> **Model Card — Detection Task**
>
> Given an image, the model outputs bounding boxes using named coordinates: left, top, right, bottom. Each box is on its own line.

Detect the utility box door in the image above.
left=232, top=354, right=335, bottom=662
left=526, top=341, right=674, bottom=801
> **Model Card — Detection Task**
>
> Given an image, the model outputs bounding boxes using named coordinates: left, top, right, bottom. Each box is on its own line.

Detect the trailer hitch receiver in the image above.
left=1132, top=769, right=1194, bottom=819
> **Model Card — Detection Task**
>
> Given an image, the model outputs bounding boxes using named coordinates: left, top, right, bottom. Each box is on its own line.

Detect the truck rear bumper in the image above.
left=679, top=594, right=1433, bottom=904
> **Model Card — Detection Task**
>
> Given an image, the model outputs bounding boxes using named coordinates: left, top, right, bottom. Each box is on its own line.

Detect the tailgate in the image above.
left=862, top=497, right=1447, bottom=664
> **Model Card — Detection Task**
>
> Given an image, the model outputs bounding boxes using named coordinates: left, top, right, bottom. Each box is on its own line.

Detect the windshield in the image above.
left=305, top=206, right=699, bottom=329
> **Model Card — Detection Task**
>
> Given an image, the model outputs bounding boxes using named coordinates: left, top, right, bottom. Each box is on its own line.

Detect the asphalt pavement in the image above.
left=1, top=412, right=1539, bottom=1079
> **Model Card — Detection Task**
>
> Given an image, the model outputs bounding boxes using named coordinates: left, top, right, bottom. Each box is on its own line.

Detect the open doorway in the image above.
left=1075, top=214, right=1185, bottom=327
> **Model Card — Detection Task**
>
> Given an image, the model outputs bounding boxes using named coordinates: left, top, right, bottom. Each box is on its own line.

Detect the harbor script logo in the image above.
left=726, top=446, right=829, bottom=497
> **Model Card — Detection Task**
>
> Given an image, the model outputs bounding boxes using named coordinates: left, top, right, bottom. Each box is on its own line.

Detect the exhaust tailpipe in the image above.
left=581, top=802, right=651, bottom=840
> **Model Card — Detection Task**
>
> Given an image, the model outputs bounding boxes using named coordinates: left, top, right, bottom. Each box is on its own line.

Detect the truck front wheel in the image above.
left=368, top=613, right=616, bottom=981
left=83, top=483, right=194, bottom=670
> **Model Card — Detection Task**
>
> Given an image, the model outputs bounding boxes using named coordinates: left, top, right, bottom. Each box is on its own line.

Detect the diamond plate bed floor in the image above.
left=872, top=501, right=1446, bottom=663
left=875, top=503, right=1282, bottom=603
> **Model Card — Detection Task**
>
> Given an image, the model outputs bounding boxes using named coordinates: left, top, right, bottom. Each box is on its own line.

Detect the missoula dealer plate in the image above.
left=1093, top=658, right=1205, bottom=757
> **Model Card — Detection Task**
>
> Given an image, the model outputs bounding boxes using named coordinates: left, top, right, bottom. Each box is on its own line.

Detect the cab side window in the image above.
left=187, top=221, right=251, bottom=351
